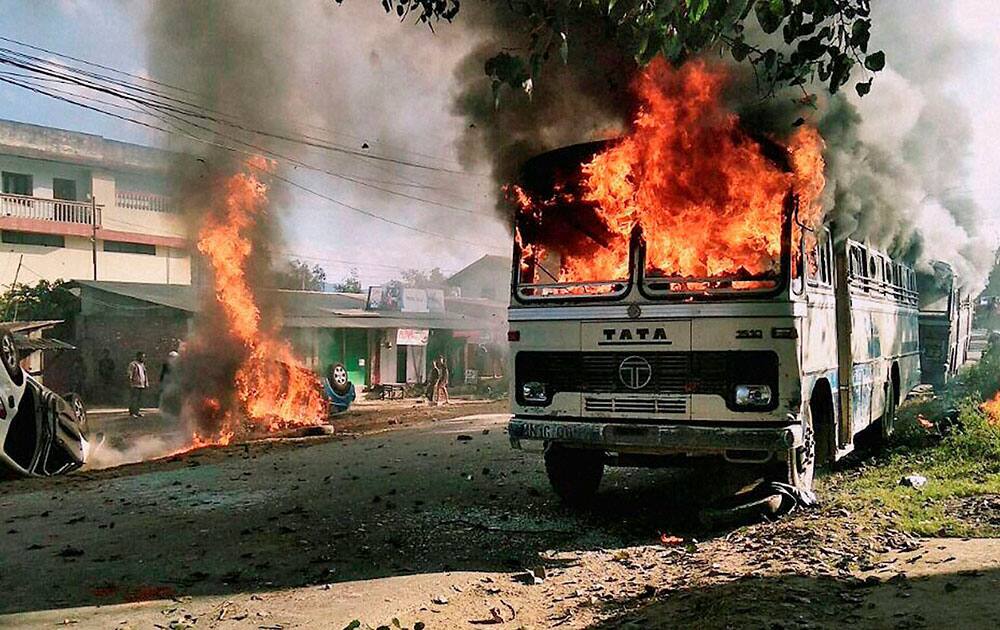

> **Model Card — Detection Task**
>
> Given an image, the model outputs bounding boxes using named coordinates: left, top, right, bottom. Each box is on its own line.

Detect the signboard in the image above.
left=367, top=284, right=402, bottom=311
left=396, top=328, right=429, bottom=346
left=464, top=369, right=479, bottom=384
left=401, top=288, right=428, bottom=313
left=426, top=289, right=446, bottom=313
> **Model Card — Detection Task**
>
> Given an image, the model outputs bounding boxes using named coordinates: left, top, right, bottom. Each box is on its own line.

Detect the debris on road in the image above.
left=900, top=474, right=928, bottom=489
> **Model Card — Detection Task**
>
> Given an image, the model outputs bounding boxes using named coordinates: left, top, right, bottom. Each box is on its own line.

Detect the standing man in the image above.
left=96, top=348, right=116, bottom=403
left=127, top=351, right=148, bottom=418
left=435, top=355, right=450, bottom=405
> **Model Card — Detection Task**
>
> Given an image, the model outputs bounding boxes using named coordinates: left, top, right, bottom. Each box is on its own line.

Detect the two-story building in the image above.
left=0, top=119, right=189, bottom=286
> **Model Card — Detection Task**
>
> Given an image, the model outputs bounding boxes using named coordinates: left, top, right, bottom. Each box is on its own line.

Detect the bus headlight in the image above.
left=734, top=384, right=772, bottom=408
left=521, top=381, right=548, bottom=403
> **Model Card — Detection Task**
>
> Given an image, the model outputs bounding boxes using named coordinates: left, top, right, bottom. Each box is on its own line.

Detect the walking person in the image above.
left=435, top=354, right=450, bottom=405
left=127, top=351, right=148, bottom=418
left=426, top=356, right=441, bottom=405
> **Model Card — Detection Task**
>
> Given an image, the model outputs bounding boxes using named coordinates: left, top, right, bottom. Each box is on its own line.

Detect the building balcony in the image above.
left=0, top=192, right=101, bottom=227
left=116, top=190, right=174, bottom=213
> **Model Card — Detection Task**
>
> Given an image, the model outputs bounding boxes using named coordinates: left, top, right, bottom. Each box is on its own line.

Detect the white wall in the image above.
left=0, top=154, right=191, bottom=285
left=0, top=155, right=93, bottom=200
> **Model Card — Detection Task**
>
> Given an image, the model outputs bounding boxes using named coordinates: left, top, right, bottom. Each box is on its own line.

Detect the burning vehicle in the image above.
left=506, top=60, right=921, bottom=502
left=0, top=327, right=89, bottom=478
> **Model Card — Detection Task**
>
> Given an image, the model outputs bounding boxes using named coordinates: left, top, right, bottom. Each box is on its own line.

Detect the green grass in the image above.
left=831, top=344, right=1000, bottom=537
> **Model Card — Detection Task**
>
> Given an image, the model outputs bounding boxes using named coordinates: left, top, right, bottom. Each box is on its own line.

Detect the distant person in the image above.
left=160, top=346, right=179, bottom=384
left=97, top=348, right=115, bottom=399
left=426, top=357, right=440, bottom=404
left=127, top=351, right=148, bottom=418
left=434, top=355, right=450, bottom=405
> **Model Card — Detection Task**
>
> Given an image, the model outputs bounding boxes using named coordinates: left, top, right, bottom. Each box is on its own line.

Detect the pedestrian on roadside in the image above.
left=127, top=351, right=148, bottom=418
left=97, top=348, right=115, bottom=401
left=426, top=356, right=440, bottom=405
left=435, top=354, right=450, bottom=405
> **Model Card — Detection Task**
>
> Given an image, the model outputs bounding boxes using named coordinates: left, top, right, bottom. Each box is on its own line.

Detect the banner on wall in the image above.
left=396, top=328, right=429, bottom=346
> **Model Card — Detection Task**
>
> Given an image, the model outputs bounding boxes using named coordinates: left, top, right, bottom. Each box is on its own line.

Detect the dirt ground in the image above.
left=2, top=407, right=999, bottom=629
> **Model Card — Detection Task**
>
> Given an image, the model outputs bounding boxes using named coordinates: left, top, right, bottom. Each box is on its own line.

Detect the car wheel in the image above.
left=0, top=329, right=22, bottom=382
left=544, top=445, right=604, bottom=505
left=64, top=393, right=88, bottom=437
left=329, top=363, right=351, bottom=396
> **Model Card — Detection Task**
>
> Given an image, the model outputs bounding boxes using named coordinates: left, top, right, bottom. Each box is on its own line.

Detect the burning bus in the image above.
left=918, top=261, right=974, bottom=388
left=504, top=61, right=921, bottom=501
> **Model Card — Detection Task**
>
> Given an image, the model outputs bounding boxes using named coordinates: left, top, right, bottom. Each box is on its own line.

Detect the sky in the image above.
left=0, top=0, right=997, bottom=287
left=0, top=0, right=510, bottom=288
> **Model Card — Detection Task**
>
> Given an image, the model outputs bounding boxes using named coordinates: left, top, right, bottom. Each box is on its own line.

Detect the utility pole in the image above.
left=90, top=194, right=98, bottom=281
left=8, top=254, right=23, bottom=322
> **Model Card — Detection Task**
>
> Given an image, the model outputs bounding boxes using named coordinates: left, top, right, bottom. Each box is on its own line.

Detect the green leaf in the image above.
left=754, top=1, right=784, bottom=34
left=343, top=622, right=362, bottom=630
left=689, top=0, right=710, bottom=22
left=850, top=20, right=871, bottom=53
left=865, top=50, right=885, bottom=71
left=856, top=78, right=873, bottom=97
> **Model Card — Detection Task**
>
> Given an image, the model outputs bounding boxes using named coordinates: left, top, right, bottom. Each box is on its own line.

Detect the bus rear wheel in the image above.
left=881, top=382, right=897, bottom=443
left=544, top=445, right=604, bottom=505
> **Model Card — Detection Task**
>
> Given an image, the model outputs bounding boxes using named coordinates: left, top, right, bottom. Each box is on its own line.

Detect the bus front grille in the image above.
left=584, top=396, right=687, bottom=415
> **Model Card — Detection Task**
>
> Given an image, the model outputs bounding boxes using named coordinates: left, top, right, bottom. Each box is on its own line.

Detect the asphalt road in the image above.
left=0, top=411, right=728, bottom=622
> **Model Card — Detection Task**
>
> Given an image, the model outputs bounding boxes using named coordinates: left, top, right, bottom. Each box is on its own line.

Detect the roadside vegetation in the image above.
left=832, top=338, right=1000, bottom=537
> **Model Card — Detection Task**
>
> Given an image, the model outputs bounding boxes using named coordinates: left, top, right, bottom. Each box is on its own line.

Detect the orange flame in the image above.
left=192, top=159, right=326, bottom=445
left=513, top=58, right=826, bottom=290
left=981, top=391, right=1000, bottom=426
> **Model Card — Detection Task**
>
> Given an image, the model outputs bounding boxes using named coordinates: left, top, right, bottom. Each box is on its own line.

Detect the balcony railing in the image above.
left=0, top=193, right=100, bottom=226
left=116, top=190, right=175, bottom=213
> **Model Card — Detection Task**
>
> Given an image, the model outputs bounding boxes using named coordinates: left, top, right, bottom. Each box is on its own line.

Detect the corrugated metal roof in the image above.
left=69, top=281, right=495, bottom=330
left=14, top=334, right=75, bottom=351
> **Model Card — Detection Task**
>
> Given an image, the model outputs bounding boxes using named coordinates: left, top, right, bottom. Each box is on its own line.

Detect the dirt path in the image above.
left=2, top=410, right=998, bottom=629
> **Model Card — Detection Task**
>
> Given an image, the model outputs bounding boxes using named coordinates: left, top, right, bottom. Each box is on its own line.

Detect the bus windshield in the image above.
left=512, top=143, right=792, bottom=301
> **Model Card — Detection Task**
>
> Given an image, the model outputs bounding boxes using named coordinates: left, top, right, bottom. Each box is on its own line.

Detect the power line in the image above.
left=0, top=50, right=495, bottom=213
left=0, top=76, right=505, bottom=254
left=0, top=33, right=478, bottom=171
left=0, top=42, right=483, bottom=177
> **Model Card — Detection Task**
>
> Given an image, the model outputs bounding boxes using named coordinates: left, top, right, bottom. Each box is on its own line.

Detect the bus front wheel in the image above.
left=544, top=445, right=604, bottom=505
left=770, top=405, right=816, bottom=492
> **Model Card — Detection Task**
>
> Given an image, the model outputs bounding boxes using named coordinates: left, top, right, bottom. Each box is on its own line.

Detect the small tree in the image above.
left=330, top=268, right=363, bottom=293
left=0, top=279, right=77, bottom=322
left=399, top=267, right=448, bottom=289
left=275, top=259, right=327, bottom=291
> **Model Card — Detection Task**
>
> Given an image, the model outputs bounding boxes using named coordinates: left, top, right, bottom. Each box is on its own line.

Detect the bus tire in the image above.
left=544, top=445, right=603, bottom=505
left=881, top=381, right=897, bottom=443
left=771, top=403, right=816, bottom=492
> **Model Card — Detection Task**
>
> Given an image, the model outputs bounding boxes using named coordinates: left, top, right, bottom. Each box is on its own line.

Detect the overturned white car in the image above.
left=0, top=327, right=89, bottom=478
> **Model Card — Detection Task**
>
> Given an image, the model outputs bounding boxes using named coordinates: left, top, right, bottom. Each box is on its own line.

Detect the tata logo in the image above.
left=600, top=327, right=672, bottom=346
left=618, top=356, right=652, bottom=390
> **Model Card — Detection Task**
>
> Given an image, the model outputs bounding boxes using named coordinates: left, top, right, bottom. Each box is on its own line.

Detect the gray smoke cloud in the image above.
left=143, top=0, right=307, bottom=437
left=813, top=0, right=995, bottom=292
left=451, top=2, right=995, bottom=291
left=451, top=2, right=634, bottom=221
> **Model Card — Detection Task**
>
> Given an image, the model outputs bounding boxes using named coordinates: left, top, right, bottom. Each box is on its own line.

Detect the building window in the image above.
left=53, top=178, right=77, bottom=201
left=2, top=172, right=33, bottom=196
left=104, top=240, right=156, bottom=255
left=1, top=230, right=65, bottom=247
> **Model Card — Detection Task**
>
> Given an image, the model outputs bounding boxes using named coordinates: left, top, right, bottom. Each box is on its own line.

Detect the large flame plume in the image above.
left=513, top=58, right=826, bottom=289
left=186, top=158, right=326, bottom=446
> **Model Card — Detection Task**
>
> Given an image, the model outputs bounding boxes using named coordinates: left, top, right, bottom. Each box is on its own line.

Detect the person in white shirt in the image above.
left=127, top=351, right=148, bottom=418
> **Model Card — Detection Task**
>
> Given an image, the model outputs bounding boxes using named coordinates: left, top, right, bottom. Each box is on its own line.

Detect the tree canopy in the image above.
left=363, top=0, right=882, bottom=98
left=0, top=279, right=78, bottom=322
left=275, top=259, right=328, bottom=292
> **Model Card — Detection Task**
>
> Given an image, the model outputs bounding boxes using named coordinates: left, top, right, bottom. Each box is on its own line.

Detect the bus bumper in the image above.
left=508, top=417, right=802, bottom=456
